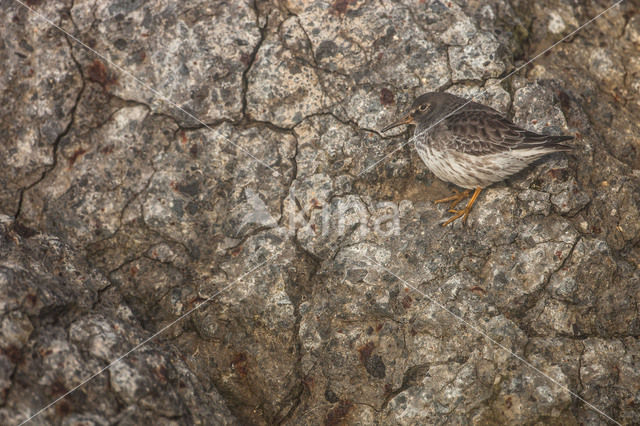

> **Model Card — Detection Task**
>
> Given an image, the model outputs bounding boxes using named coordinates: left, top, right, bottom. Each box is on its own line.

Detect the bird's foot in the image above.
left=440, top=187, right=482, bottom=227
left=434, top=189, right=471, bottom=210
left=442, top=206, right=472, bottom=226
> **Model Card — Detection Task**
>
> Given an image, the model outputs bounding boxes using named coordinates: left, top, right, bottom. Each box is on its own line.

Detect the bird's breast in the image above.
left=414, top=143, right=526, bottom=189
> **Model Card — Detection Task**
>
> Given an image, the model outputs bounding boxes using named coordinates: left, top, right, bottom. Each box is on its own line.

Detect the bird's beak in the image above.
left=381, top=113, right=415, bottom=132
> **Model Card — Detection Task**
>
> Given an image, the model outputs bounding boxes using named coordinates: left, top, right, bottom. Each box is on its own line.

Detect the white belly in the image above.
left=415, top=145, right=537, bottom=189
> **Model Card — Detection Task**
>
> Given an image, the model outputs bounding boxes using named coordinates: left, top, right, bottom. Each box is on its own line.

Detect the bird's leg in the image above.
left=441, top=187, right=482, bottom=227
left=434, top=189, right=471, bottom=210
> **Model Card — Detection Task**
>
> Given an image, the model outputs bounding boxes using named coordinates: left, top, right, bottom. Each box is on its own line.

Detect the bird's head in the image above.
left=381, top=93, right=436, bottom=132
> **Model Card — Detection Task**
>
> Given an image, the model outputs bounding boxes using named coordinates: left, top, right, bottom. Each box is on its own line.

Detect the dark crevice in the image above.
left=517, top=235, right=582, bottom=337
left=240, top=1, right=267, bottom=122
left=380, top=363, right=430, bottom=410
left=14, top=35, right=86, bottom=223
left=272, top=235, right=322, bottom=424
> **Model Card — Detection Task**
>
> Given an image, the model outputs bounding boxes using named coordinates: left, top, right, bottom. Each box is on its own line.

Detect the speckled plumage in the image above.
left=382, top=92, right=573, bottom=225
left=410, top=92, right=572, bottom=188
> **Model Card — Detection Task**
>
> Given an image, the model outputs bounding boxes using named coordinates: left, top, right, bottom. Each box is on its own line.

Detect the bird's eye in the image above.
left=419, top=104, right=428, bottom=111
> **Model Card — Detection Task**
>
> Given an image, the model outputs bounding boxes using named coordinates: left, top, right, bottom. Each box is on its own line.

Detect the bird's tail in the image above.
left=545, top=135, right=574, bottom=151
left=517, top=132, right=574, bottom=152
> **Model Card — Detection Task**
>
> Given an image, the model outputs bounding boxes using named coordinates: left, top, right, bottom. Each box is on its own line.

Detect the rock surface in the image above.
left=2, top=0, right=639, bottom=424
left=0, top=216, right=237, bottom=425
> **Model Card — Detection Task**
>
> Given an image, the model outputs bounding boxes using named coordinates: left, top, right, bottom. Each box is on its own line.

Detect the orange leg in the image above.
left=434, top=189, right=471, bottom=210
left=441, top=187, right=482, bottom=227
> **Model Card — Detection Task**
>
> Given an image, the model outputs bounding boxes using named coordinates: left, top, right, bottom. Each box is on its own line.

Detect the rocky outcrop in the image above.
left=1, top=0, right=639, bottom=424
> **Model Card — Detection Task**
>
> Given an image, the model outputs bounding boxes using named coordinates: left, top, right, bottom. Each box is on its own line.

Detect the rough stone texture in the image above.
left=2, top=0, right=640, bottom=425
left=0, top=216, right=237, bottom=425
left=69, top=0, right=260, bottom=126
left=0, top=0, right=82, bottom=217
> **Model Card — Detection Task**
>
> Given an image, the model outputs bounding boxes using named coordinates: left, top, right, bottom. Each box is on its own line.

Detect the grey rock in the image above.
left=20, top=99, right=170, bottom=246
left=449, top=31, right=509, bottom=82
left=2, top=0, right=639, bottom=424
left=447, top=79, right=512, bottom=113
left=517, top=188, right=551, bottom=216
left=69, top=0, right=260, bottom=125
left=0, top=1, right=82, bottom=216
left=0, top=217, right=237, bottom=425
left=246, top=36, right=325, bottom=128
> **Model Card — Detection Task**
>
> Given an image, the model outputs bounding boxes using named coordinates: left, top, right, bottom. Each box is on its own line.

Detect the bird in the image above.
left=381, top=92, right=573, bottom=226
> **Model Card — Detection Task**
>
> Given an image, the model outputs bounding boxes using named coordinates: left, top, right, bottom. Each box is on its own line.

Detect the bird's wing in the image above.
left=435, top=109, right=550, bottom=156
